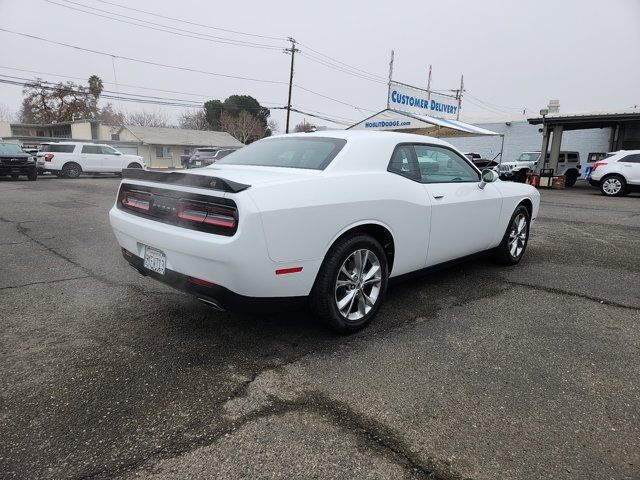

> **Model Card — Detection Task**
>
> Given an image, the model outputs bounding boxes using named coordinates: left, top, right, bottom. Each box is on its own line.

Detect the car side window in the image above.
left=567, top=153, right=579, bottom=162
left=413, top=145, right=480, bottom=183
left=619, top=154, right=640, bottom=163
left=82, top=145, right=100, bottom=154
left=387, top=145, right=419, bottom=180
left=100, top=146, right=118, bottom=155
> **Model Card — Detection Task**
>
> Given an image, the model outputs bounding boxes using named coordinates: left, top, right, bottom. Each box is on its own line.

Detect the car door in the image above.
left=412, top=144, right=503, bottom=266
left=618, top=153, right=640, bottom=184
left=79, top=145, right=104, bottom=172
left=100, top=145, right=122, bottom=171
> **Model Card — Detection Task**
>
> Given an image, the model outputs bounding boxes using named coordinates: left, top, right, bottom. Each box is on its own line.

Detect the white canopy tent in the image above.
left=348, top=109, right=505, bottom=163
left=348, top=109, right=501, bottom=138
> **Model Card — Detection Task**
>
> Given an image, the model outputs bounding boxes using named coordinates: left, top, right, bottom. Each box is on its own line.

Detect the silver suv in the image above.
left=499, top=151, right=581, bottom=186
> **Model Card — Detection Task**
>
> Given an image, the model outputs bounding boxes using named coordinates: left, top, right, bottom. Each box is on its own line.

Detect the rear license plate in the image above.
left=195, top=161, right=202, bottom=166
left=143, top=246, right=166, bottom=275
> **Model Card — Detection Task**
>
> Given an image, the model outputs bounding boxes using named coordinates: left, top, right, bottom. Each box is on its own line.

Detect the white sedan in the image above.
left=109, top=131, right=540, bottom=332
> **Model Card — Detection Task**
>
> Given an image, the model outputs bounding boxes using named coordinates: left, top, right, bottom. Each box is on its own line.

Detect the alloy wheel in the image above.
left=602, top=178, right=622, bottom=195
left=508, top=213, right=528, bottom=259
left=334, top=249, right=382, bottom=322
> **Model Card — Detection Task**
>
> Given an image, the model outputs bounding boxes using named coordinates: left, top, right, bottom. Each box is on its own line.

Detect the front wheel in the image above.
left=493, top=205, right=530, bottom=265
left=600, top=175, right=626, bottom=197
left=127, top=162, right=142, bottom=169
left=311, top=234, right=388, bottom=333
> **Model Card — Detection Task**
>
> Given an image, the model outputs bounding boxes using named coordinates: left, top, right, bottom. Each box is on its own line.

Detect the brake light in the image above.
left=44, top=154, right=54, bottom=162
left=177, top=200, right=236, bottom=228
left=593, top=161, right=608, bottom=171
left=121, top=191, right=151, bottom=212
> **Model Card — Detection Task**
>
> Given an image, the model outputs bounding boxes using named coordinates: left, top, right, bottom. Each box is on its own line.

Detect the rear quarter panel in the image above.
left=247, top=171, right=431, bottom=277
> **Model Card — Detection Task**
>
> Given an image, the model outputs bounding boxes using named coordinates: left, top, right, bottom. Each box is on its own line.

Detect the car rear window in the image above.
left=216, top=137, right=346, bottom=170
left=42, top=144, right=75, bottom=153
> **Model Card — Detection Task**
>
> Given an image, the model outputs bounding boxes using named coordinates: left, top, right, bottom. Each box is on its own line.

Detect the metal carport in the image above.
left=528, top=110, right=640, bottom=173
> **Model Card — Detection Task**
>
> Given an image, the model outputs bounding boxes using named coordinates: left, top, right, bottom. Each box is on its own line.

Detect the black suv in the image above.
left=0, top=142, right=37, bottom=180
left=187, top=147, right=239, bottom=169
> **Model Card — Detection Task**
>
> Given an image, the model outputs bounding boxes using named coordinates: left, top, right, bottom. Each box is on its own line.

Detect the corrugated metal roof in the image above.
left=528, top=109, right=640, bottom=123
left=122, top=125, right=244, bottom=147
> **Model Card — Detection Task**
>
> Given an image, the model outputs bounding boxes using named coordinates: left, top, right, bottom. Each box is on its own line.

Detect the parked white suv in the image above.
left=589, top=150, right=640, bottom=196
left=499, top=151, right=581, bottom=186
left=38, top=142, right=144, bottom=178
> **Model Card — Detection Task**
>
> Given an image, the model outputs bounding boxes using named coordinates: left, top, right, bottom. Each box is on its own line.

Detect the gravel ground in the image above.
left=1, top=175, right=638, bottom=480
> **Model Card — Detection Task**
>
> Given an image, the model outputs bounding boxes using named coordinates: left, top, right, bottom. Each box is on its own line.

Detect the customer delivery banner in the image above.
left=388, top=81, right=459, bottom=120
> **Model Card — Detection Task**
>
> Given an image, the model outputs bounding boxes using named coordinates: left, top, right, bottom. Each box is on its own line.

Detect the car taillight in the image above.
left=121, top=190, right=151, bottom=212
left=593, top=161, right=607, bottom=171
left=177, top=200, right=236, bottom=229
left=44, top=154, right=54, bottom=162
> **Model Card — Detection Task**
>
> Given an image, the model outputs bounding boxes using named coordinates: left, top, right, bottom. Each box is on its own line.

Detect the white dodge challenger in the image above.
left=109, top=131, right=540, bottom=332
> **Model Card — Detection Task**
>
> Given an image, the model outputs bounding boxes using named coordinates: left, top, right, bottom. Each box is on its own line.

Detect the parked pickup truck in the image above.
left=498, top=151, right=581, bottom=186
left=38, top=142, right=144, bottom=178
left=0, top=142, right=37, bottom=180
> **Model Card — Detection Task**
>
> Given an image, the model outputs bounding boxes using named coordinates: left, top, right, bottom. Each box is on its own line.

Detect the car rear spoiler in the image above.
left=122, top=168, right=251, bottom=193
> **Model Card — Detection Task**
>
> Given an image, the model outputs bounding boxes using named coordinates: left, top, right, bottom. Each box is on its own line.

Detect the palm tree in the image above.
left=87, top=75, right=103, bottom=118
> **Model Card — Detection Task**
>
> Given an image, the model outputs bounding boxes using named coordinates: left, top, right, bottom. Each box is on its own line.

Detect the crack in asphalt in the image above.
left=0, top=275, right=91, bottom=291
left=504, top=280, right=640, bottom=311
left=73, top=286, right=511, bottom=480
left=0, top=216, right=184, bottom=298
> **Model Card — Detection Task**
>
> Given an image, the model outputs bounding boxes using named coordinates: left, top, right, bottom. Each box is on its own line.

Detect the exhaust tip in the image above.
left=197, top=297, right=225, bottom=311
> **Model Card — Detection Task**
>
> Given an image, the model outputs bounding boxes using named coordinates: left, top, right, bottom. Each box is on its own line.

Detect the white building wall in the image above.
left=70, top=121, right=93, bottom=140
left=447, top=121, right=611, bottom=163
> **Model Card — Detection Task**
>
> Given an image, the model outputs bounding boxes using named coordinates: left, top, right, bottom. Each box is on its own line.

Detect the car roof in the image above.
left=268, top=130, right=455, bottom=147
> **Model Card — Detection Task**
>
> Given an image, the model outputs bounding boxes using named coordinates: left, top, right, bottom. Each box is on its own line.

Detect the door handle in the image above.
left=433, top=193, right=445, bottom=199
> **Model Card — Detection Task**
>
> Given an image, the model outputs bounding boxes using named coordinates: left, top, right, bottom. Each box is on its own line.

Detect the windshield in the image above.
left=216, top=137, right=346, bottom=170
left=0, top=143, right=25, bottom=154
left=517, top=152, right=540, bottom=162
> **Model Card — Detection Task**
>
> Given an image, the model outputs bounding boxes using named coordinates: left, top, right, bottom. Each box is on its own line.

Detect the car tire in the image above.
left=61, top=162, right=82, bottom=179
left=600, top=175, right=626, bottom=197
left=310, top=233, right=388, bottom=334
left=127, top=162, right=142, bottom=169
left=10, top=173, right=19, bottom=179
left=27, top=170, right=37, bottom=181
left=493, top=205, right=530, bottom=266
left=564, top=170, right=578, bottom=187
left=515, top=170, right=528, bottom=183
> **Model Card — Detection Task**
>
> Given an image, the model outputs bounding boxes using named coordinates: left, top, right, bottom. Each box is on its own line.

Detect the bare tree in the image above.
left=125, top=110, right=170, bottom=127
left=294, top=119, right=316, bottom=133
left=267, top=119, right=279, bottom=136
left=96, top=103, right=125, bottom=126
left=219, top=110, right=263, bottom=144
left=0, top=103, right=15, bottom=122
left=179, top=109, right=209, bottom=130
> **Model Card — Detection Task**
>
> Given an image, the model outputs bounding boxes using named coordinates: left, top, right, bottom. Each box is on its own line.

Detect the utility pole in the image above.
left=284, top=37, right=299, bottom=134
left=386, top=50, right=394, bottom=108
left=456, top=74, right=464, bottom=120
left=427, top=64, right=432, bottom=92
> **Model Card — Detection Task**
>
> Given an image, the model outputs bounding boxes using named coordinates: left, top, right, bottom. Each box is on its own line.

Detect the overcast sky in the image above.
left=1, top=0, right=639, bottom=131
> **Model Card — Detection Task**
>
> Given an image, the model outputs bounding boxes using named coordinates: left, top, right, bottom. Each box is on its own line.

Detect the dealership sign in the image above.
left=388, top=81, right=459, bottom=120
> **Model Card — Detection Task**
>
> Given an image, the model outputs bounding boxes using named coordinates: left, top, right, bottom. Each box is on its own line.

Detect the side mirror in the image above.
left=479, top=169, right=498, bottom=189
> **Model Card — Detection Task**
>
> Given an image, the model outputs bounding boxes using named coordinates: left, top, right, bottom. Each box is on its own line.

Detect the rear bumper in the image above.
left=109, top=205, right=322, bottom=298
left=122, top=249, right=306, bottom=313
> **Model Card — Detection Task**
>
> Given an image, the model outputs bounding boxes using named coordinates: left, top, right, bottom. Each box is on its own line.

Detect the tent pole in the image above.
left=386, top=50, right=394, bottom=109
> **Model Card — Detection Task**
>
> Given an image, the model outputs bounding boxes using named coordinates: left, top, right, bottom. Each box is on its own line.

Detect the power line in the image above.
left=293, top=85, right=376, bottom=114
left=296, top=41, right=387, bottom=82
left=0, top=66, right=283, bottom=106
left=298, top=52, right=387, bottom=85
left=0, top=28, right=288, bottom=85
left=93, top=0, right=286, bottom=41
left=0, top=75, right=288, bottom=111
left=288, top=108, right=351, bottom=126
left=45, top=0, right=284, bottom=51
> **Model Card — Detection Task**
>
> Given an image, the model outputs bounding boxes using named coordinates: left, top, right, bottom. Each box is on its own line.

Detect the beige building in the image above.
left=0, top=119, right=243, bottom=168
left=115, top=125, right=243, bottom=168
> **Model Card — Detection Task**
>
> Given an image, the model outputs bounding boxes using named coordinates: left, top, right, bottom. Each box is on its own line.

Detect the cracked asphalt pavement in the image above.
left=1, top=176, right=639, bottom=479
